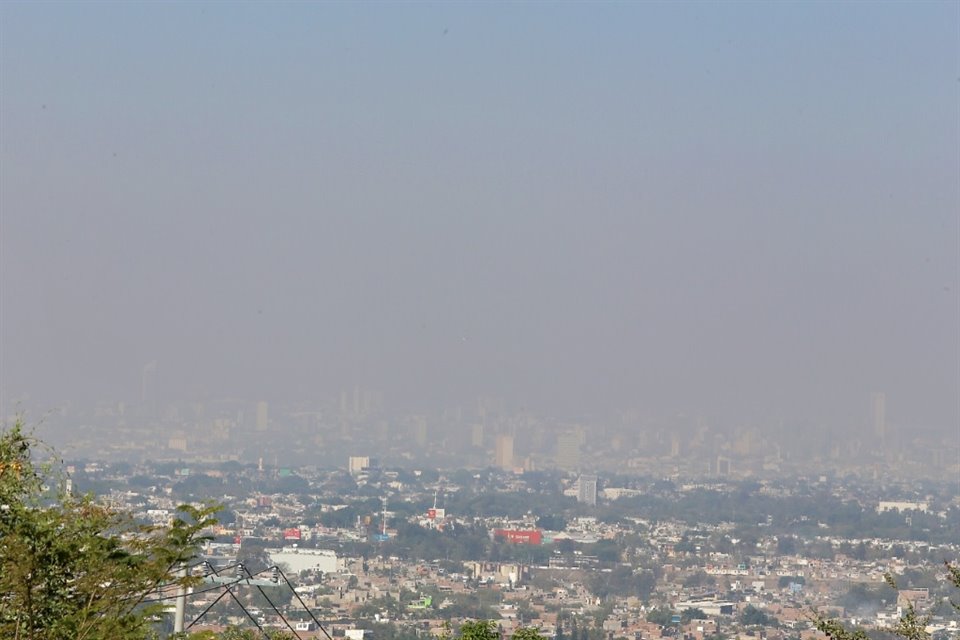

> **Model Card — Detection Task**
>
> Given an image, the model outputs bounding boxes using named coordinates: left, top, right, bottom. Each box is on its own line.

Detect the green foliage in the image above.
left=355, top=621, right=423, bottom=640
left=236, top=537, right=273, bottom=572
left=0, top=419, right=218, bottom=640
left=840, top=582, right=898, bottom=615
left=590, top=539, right=622, bottom=563
left=457, top=620, right=500, bottom=640
left=777, top=536, right=798, bottom=555
left=681, top=608, right=708, bottom=623
left=183, top=630, right=295, bottom=640
left=446, top=488, right=575, bottom=520
left=645, top=607, right=675, bottom=626
left=588, top=565, right=658, bottom=601
left=535, top=514, right=566, bottom=531
left=812, top=617, right=871, bottom=640
left=888, top=602, right=931, bottom=640
left=813, top=566, right=960, bottom=640
left=513, top=628, right=545, bottom=640
left=435, top=592, right=499, bottom=620
left=595, top=486, right=956, bottom=544
left=778, top=575, right=805, bottom=588
left=741, top=605, right=771, bottom=626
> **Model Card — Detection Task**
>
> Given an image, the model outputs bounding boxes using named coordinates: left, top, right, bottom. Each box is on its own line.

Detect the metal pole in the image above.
left=174, top=564, right=187, bottom=634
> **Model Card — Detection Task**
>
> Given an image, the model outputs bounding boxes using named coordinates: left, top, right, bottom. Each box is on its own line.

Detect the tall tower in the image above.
left=413, top=416, right=428, bottom=446
left=256, top=401, right=269, bottom=431
left=870, top=392, right=886, bottom=448
left=577, top=474, right=598, bottom=506
left=556, top=432, right=581, bottom=471
left=495, top=434, right=514, bottom=470
left=471, top=423, right=484, bottom=448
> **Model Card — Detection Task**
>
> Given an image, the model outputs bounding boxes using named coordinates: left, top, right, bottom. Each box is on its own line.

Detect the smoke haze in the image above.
left=1, top=3, right=958, bottom=433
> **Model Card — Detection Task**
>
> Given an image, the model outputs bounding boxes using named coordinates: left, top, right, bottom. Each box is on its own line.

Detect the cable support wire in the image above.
left=276, top=565, right=334, bottom=640
left=139, top=565, right=271, bottom=603
left=187, top=561, right=272, bottom=639
left=157, top=561, right=318, bottom=639
left=122, top=560, right=245, bottom=603
left=240, top=564, right=303, bottom=640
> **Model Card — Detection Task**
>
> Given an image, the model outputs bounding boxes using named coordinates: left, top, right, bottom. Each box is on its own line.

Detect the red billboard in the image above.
left=283, top=527, right=302, bottom=540
left=494, top=529, right=542, bottom=545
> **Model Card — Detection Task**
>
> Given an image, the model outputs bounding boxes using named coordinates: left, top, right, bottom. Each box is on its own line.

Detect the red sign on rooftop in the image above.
left=494, top=529, right=542, bottom=545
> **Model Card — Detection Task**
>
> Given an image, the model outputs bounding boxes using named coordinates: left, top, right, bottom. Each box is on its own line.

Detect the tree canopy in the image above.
left=0, top=419, right=217, bottom=639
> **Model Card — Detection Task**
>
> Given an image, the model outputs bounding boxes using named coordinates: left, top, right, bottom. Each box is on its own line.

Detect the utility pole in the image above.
left=174, top=564, right=187, bottom=634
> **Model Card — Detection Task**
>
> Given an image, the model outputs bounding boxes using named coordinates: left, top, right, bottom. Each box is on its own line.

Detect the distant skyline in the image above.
left=1, top=2, right=958, bottom=432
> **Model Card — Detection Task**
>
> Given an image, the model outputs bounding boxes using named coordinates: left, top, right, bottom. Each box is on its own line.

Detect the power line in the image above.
left=186, top=562, right=270, bottom=639
left=163, top=560, right=330, bottom=638
left=140, top=576, right=247, bottom=603
left=141, top=564, right=267, bottom=603
left=186, top=588, right=232, bottom=630
left=241, top=564, right=304, bottom=640
left=118, top=561, right=246, bottom=604
left=277, top=565, right=334, bottom=640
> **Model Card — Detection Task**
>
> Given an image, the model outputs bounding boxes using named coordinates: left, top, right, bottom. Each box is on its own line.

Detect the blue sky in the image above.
left=1, top=2, right=957, bottom=428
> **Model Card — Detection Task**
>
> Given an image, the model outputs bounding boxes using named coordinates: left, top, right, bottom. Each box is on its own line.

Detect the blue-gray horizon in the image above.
left=1, top=2, right=957, bottom=431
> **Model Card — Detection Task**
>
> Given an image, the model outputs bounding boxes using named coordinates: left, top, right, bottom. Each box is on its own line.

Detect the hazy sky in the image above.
left=1, top=2, right=957, bottom=428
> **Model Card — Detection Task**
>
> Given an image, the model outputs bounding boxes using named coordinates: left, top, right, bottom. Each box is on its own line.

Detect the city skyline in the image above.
left=1, top=3, right=958, bottom=443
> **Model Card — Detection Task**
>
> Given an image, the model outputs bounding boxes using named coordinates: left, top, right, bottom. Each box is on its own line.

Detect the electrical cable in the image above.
left=140, top=565, right=271, bottom=603
left=276, top=565, right=334, bottom=640
left=126, top=556, right=192, bottom=612
left=240, top=564, right=303, bottom=640
left=120, top=561, right=246, bottom=603
left=185, top=588, right=231, bottom=629
left=148, top=559, right=312, bottom=638
left=187, top=561, right=271, bottom=639
left=140, top=577, right=245, bottom=602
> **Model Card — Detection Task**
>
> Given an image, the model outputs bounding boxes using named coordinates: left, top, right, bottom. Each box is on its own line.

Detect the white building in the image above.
left=267, top=547, right=340, bottom=574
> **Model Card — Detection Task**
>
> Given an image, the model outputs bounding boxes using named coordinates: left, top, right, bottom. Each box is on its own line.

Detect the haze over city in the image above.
left=1, top=2, right=958, bottom=453
left=4, top=6, right=960, bottom=639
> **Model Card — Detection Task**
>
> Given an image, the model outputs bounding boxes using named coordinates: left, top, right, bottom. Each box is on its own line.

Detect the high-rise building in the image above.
left=348, top=456, right=371, bottom=475
left=495, top=434, right=514, bottom=470
left=870, top=392, right=887, bottom=447
left=556, top=432, right=581, bottom=471
left=577, top=474, right=598, bottom=506
left=716, top=456, right=732, bottom=476
left=471, top=423, right=484, bottom=448
left=413, top=416, right=428, bottom=446
left=256, top=401, right=269, bottom=431
left=670, top=435, right=681, bottom=458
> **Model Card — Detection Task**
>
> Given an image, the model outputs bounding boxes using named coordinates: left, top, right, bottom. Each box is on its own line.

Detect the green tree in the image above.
left=184, top=631, right=295, bottom=640
left=458, top=620, right=500, bottom=640
left=237, top=537, right=273, bottom=572
left=778, top=575, right=805, bottom=589
left=681, top=608, right=707, bottom=623
left=513, top=628, right=545, bottom=640
left=741, top=605, right=770, bottom=626
left=814, top=567, right=960, bottom=640
left=0, top=419, right=217, bottom=640
left=645, top=608, right=674, bottom=626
